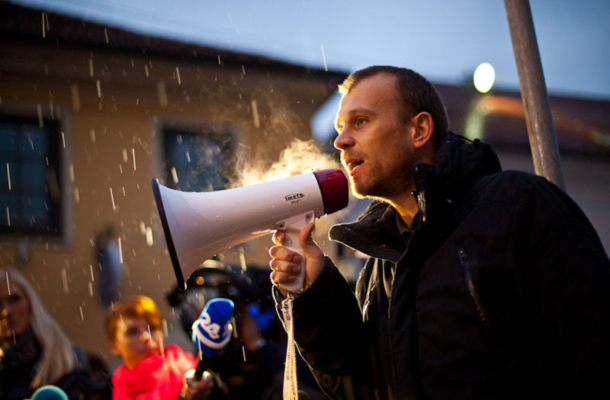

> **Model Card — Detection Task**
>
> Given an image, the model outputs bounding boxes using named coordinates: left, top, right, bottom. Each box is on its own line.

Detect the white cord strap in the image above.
left=281, top=292, right=300, bottom=400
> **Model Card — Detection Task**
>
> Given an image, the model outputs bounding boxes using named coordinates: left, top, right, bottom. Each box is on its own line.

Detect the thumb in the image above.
left=298, top=222, right=316, bottom=249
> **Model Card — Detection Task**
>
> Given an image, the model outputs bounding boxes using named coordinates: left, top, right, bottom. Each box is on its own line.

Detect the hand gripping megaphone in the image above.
left=151, top=169, right=348, bottom=291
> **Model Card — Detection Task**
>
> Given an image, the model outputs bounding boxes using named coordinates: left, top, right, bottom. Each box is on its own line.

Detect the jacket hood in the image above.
left=433, top=132, right=502, bottom=199
left=330, top=133, right=502, bottom=259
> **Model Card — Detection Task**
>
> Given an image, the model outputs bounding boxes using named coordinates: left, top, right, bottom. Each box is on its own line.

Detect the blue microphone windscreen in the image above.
left=31, top=385, right=69, bottom=400
left=192, top=298, right=234, bottom=358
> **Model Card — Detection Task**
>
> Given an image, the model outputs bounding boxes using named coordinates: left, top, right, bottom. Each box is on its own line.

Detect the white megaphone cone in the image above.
left=152, top=169, right=348, bottom=290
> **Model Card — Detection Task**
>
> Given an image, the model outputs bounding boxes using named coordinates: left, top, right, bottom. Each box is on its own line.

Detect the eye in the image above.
left=8, top=294, right=23, bottom=303
left=126, top=328, right=140, bottom=336
left=355, top=117, right=367, bottom=126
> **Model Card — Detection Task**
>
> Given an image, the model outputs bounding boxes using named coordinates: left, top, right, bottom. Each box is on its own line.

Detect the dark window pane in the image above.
left=163, top=127, right=235, bottom=192
left=0, top=114, right=62, bottom=237
left=22, top=195, right=49, bottom=225
left=21, top=163, right=47, bottom=188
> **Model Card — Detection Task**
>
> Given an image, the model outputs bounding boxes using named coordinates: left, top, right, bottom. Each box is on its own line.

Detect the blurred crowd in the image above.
left=0, top=264, right=324, bottom=400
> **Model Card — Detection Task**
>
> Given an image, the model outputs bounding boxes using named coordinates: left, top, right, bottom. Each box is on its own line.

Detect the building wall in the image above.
left=0, top=39, right=338, bottom=365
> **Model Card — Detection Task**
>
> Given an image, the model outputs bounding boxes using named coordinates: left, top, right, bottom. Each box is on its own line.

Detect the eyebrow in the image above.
left=335, top=108, right=377, bottom=131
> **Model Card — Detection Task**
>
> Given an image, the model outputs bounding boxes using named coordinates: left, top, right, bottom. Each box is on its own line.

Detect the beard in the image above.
left=349, top=147, right=415, bottom=201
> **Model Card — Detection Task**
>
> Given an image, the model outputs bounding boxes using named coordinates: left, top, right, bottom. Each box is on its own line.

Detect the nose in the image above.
left=333, top=128, right=354, bottom=151
left=140, top=331, right=152, bottom=343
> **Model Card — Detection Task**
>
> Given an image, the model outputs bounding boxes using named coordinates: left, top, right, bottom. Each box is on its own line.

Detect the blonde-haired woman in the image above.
left=0, top=267, right=90, bottom=400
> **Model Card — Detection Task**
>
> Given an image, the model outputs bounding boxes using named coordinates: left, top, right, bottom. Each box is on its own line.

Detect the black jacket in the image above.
left=288, top=134, right=610, bottom=399
left=0, top=331, right=91, bottom=400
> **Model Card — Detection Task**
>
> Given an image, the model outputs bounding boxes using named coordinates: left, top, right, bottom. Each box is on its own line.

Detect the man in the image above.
left=269, top=66, right=610, bottom=399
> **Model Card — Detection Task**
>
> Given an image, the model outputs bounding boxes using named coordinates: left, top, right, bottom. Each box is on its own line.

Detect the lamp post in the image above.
left=505, top=0, right=566, bottom=191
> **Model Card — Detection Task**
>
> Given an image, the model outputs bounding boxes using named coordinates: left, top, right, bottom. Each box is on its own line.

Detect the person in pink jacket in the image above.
left=107, top=295, right=222, bottom=400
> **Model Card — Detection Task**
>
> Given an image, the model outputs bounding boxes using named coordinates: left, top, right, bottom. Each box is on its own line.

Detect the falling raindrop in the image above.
left=132, top=148, right=137, bottom=171
left=61, top=267, right=69, bottom=294
left=145, top=227, right=153, bottom=246
left=175, top=67, right=181, bottom=85
left=118, top=238, right=123, bottom=264
left=171, top=167, right=179, bottom=184
left=71, top=83, right=81, bottom=111
left=37, top=104, right=43, bottom=127
left=157, top=81, right=168, bottom=108
left=321, top=45, right=328, bottom=71
left=5, top=271, right=10, bottom=295
left=6, top=164, right=10, bottom=190
left=110, top=188, right=116, bottom=210
left=251, top=100, right=260, bottom=128
left=239, top=247, right=247, bottom=271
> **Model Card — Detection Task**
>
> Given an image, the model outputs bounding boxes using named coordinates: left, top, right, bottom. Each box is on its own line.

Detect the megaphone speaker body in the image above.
left=152, top=169, right=348, bottom=291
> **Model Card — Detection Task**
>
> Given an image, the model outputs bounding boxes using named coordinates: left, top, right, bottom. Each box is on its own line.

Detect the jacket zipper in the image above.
left=386, top=231, right=416, bottom=399
left=458, top=246, right=487, bottom=322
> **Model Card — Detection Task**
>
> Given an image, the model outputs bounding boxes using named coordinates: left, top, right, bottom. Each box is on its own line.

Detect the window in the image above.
left=162, top=125, right=236, bottom=192
left=0, top=114, right=64, bottom=237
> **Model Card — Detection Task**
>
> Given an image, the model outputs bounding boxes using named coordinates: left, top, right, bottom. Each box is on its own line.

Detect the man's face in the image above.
left=334, top=73, right=416, bottom=201
left=110, top=315, right=164, bottom=368
left=0, top=281, right=31, bottom=341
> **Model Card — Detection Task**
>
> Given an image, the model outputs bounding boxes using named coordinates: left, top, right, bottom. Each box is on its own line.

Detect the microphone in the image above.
left=191, top=298, right=234, bottom=380
left=31, top=385, right=69, bottom=400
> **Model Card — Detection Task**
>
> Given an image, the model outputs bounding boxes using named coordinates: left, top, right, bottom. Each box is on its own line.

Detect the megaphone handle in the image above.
left=277, top=212, right=314, bottom=293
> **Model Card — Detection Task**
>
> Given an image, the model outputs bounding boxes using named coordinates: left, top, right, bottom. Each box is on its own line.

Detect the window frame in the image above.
left=154, top=118, right=241, bottom=193
left=0, top=105, right=73, bottom=244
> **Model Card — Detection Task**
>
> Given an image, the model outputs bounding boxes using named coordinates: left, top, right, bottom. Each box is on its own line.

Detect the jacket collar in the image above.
left=330, top=133, right=502, bottom=260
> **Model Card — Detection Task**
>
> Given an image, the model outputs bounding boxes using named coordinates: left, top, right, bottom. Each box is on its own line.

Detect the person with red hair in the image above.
left=107, top=295, right=225, bottom=400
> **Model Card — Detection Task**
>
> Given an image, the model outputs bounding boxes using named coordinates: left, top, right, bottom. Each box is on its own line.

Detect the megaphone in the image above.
left=152, top=169, right=348, bottom=291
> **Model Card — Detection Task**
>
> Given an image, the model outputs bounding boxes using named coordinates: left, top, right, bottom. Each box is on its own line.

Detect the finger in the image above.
left=270, top=270, right=298, bottom=285
left=269, top=246, right=303, bottom=263
left=269, top=258, right=302, bottom=276
left=202, top=371, right=214, bottom=388
left=272, top=230, right=286, bottom=246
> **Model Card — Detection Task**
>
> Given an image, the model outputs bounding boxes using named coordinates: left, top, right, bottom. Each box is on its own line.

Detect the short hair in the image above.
left=338, top=66, right=449, bottom=148
left=0, top=268, right=76, bottom=388
left=106, top=295, right=162, bottom=345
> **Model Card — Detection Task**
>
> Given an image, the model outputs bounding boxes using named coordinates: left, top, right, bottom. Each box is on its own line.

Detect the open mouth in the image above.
left=347, top=160, right=364, bottom=173
left=343, top=157, right=364, bottom=172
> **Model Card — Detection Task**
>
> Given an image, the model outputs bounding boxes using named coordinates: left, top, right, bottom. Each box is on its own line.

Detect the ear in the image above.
left=411, top=112, right=435, bottom=150
left=109, top=342, right=121, bottom=357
